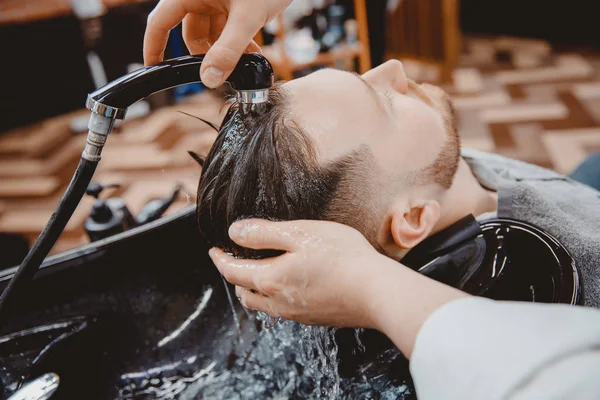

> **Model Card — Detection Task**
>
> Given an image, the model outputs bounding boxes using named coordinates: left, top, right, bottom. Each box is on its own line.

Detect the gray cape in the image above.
left=463, top=149, right=600, bottom=307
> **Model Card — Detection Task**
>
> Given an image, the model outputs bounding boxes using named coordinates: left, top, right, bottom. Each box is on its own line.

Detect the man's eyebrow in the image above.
left=348, top=71, right=389, bottom=113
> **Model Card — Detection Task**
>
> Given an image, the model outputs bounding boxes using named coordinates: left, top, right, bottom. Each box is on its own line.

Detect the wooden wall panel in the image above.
left=386, top=0, right=460, bottom=81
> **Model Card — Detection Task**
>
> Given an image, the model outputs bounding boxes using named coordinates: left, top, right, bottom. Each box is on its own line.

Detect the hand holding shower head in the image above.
left=0, top=53, right=274, bottom=326
left=86, top=52, right=274, bottom=119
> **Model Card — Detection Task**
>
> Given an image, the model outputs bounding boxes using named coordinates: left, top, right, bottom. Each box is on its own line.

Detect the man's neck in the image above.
left=433, top=158, right=498, bottom=234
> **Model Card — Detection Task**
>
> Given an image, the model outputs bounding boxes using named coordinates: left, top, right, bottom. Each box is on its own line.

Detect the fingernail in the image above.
left=229, top=222, right=243, bottom=240
left=208, top=247, right=217, bottom=259
left=202, top=67, right=223, bottom=88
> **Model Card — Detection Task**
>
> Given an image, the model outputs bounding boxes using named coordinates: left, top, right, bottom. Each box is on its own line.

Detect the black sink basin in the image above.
left=0, top=206, right=228, bottom=398
left=0, top=207, right=581, bottom=399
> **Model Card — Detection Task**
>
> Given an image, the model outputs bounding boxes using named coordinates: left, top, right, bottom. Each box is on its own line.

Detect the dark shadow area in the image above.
left=0, top=2, right=158, bottom=133
left=461, top=0, right=600, bottom=48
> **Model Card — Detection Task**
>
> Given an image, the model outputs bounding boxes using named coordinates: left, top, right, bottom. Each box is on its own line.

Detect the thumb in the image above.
left=200, top=7, right=265, bottom=88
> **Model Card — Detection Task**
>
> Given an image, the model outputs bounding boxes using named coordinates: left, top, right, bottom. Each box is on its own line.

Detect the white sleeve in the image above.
left=409, top=297, right=600, bottom=400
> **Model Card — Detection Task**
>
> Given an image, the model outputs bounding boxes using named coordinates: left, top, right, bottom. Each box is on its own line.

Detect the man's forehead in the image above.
left=282, top=70, right=384, bottom=162
left=286, top=68, right=357, bottom=89
left=285, top=69, right=366, bottom=108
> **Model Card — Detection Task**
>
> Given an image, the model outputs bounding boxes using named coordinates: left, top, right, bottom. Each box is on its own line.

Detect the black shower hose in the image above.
left=0, top=157, right=98, bottom=327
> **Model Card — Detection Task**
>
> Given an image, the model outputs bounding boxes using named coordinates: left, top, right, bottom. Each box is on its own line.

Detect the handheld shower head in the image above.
left=86, top=52, right=274, bottom=119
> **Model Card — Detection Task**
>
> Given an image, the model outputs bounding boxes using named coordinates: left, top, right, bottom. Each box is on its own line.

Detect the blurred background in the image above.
left=1, top=0, right=599, bottom=264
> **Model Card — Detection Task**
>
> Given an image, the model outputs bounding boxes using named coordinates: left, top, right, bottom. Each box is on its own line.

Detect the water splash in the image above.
left=116, top=313, right=413, bottom=399
left=186, top=320, right=342, bottom=400
left=256, top=311, right=281, bottom=329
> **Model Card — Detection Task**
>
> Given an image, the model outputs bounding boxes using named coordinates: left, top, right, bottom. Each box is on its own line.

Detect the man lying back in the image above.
left=195, top=60, right=600, bottom=307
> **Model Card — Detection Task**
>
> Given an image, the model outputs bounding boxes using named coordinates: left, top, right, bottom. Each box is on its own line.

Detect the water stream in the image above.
left=178, top=316, right=413, bottom=399
left=115, top=282, right=413, bottom=399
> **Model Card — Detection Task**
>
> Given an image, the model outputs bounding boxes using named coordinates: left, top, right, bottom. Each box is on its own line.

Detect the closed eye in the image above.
left=383, top=90, right=394, bottom=113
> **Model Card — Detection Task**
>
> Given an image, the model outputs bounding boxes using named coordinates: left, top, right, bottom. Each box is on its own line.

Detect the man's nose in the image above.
left=362, top=60, right=409, bottom=94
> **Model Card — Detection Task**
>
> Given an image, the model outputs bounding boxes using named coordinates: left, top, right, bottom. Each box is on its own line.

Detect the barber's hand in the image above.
left=209, top=218, right=469, bottom=358
left=144, top=0, right=291, bottom=88
left=208, top=219, right=390, bottom=329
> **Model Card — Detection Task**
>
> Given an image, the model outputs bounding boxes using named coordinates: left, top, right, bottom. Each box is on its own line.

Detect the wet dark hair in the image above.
left=195, top=85, right=380, bottom=258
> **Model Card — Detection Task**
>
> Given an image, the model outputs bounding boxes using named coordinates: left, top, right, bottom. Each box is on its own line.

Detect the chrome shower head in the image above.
left=228, top=53, right=273, bottom=105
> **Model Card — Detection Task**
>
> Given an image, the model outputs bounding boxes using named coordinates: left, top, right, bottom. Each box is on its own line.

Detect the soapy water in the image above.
left=220, top=113, right=247, bottom=154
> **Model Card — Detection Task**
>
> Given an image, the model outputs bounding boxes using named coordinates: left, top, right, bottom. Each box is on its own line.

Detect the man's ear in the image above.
left=390, top=200, right=441, bottom=250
